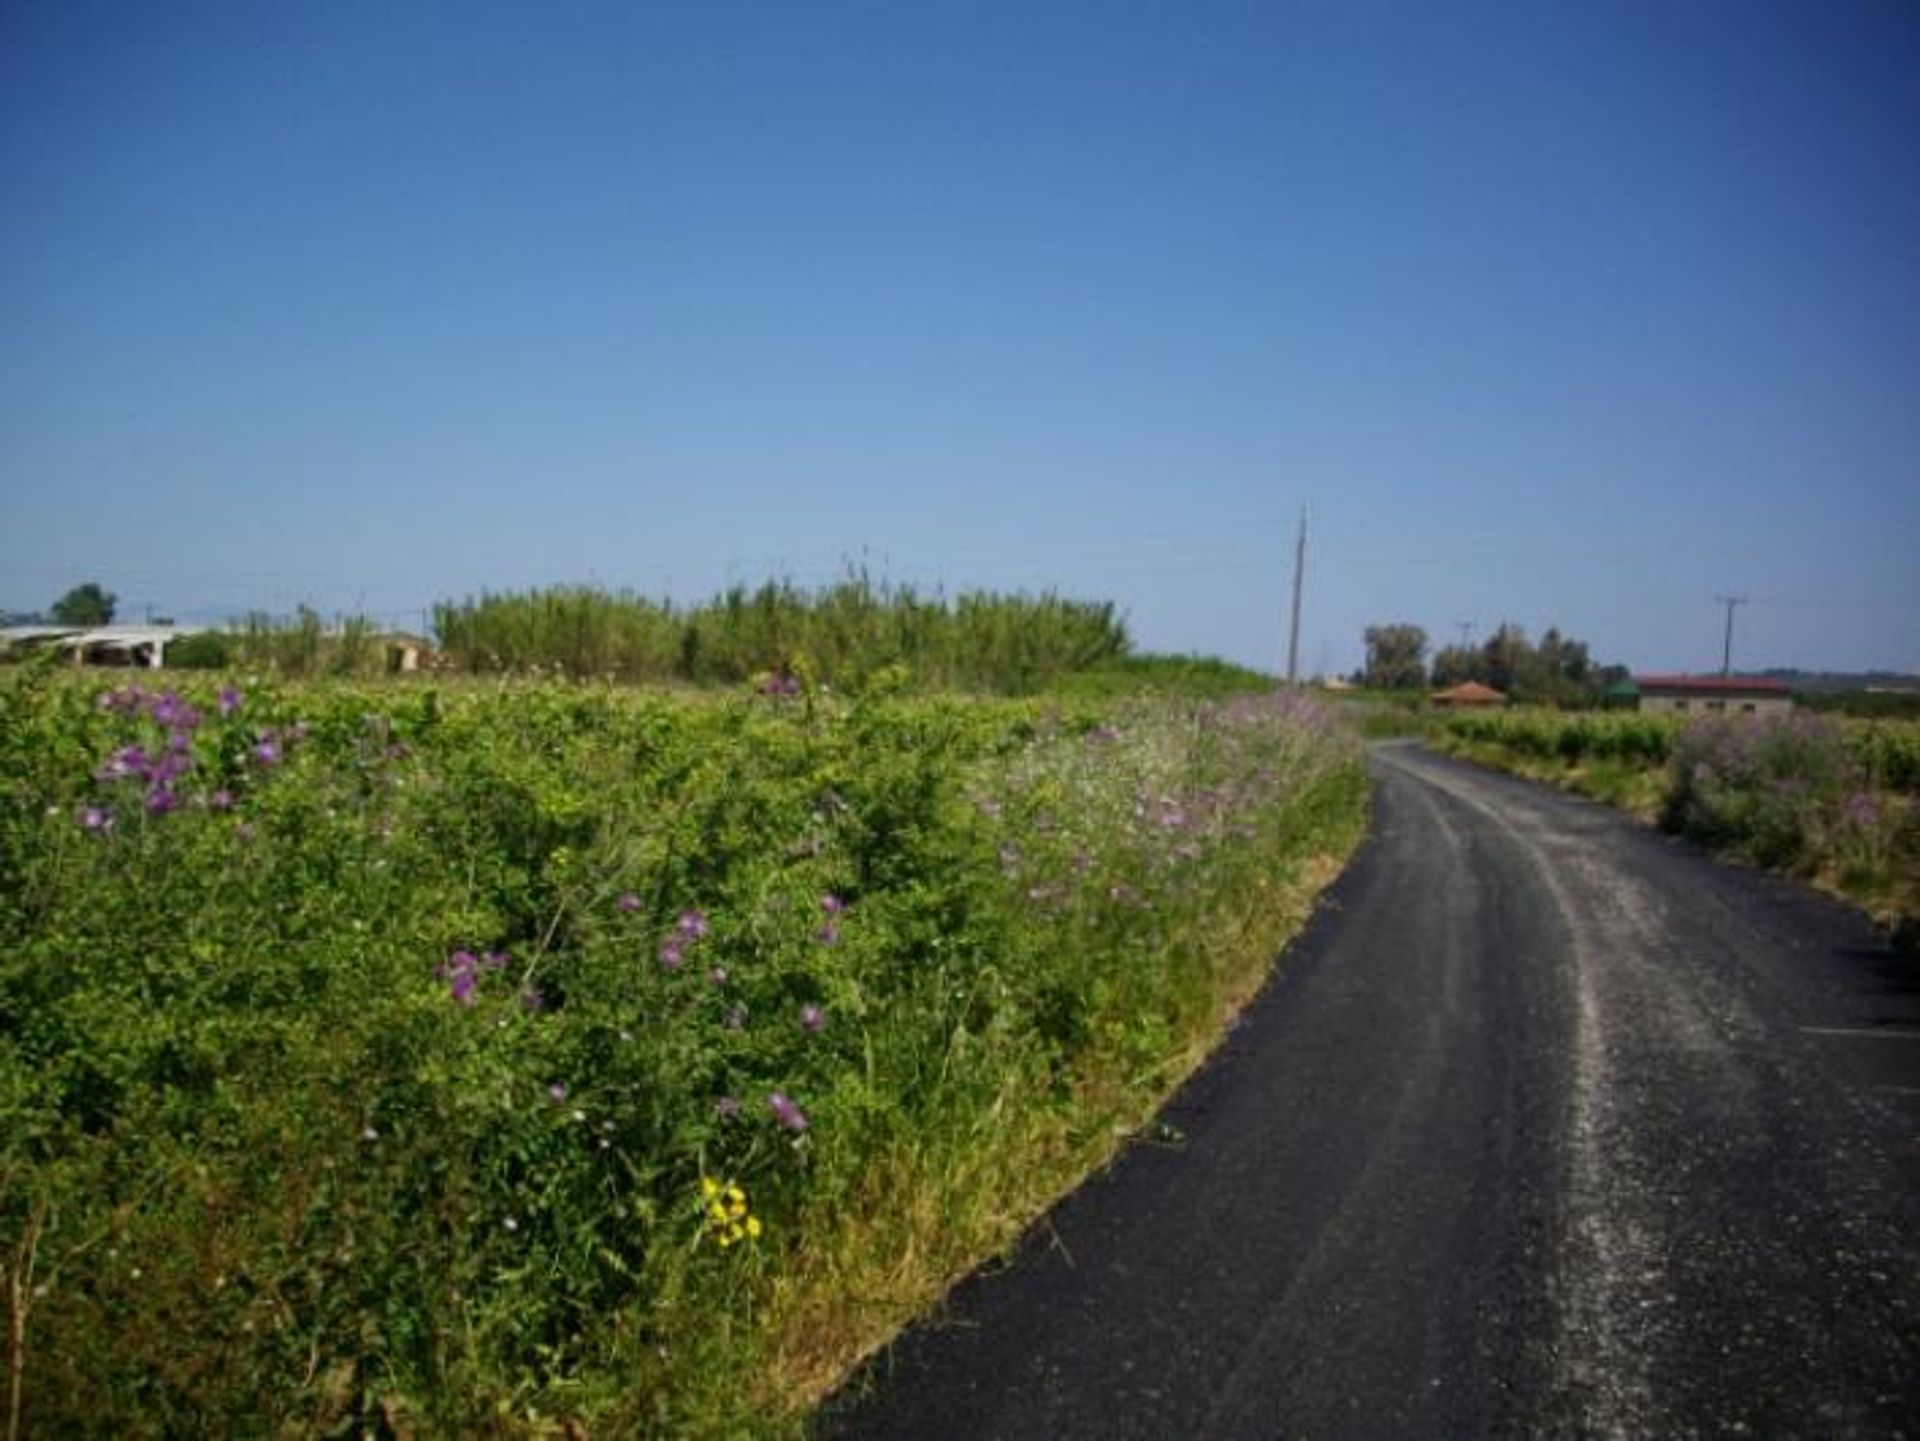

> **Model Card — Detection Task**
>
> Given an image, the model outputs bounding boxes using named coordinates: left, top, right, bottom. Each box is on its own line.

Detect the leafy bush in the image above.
left=1435, top=705, right=1919, bottom=921
left=161, top=631, right=234, bottom=669
left=0, top=670, right=1363, bottom=1435
left=1663, top=713, right=1854, bottom=866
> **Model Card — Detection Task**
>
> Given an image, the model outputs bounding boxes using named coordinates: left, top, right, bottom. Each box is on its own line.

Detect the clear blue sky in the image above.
left=4, top=0, right=1917, bottom=676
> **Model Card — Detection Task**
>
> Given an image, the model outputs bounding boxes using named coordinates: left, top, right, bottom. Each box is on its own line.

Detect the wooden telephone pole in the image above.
left=1716, top=595, right=1748, bottom=676
left=1286, top=507, right=1307, bottom=686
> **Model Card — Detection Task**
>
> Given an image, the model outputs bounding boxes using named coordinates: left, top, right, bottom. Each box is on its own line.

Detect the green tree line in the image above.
left=1364, top=620, right=1627, bottom=706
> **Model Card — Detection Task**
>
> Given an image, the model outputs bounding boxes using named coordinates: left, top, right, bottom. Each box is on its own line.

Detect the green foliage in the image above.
left=49, top=582, right=115, bottom=627
left=1430, top=622, right=1615, bottom=706
left=1362, top=623, right=1427, bottom=690
left=1052, top=653, right=1275, bottom=699
left=161, top=631, right=234, bottom=669
left=1435, top=706, right=1920, bottom=920
left=225, top=609, right=395, bottom=678
left=1440, top=708, right=1676, bottom=765
left=0, top=669, right=1363, bottom=1435
left=431, top=576, right=1132, bottom=693
left=1797, top=688, right=1920, bottom=721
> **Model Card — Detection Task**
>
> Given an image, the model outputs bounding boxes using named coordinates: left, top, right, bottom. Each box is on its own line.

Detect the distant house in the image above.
left=1634, top=674, right=1793, bottom=718
left=377, top=632, right=434, bottom=674
left=1431, top=681, right=1508, bottom=709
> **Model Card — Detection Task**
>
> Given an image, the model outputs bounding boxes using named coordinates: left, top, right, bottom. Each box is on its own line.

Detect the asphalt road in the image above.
left=821, top=742, right=1920, bottom=1439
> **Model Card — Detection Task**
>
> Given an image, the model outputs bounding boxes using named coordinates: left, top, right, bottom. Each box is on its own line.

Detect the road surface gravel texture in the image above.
left=821, top=742, right=1919, bottom=1439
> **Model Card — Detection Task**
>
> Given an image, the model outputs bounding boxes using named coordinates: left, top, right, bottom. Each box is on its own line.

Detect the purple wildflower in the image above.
left=252, top=738, right=281, bottom=767
left=79, top=805, right=112, bottom=832
left=714, top=1095, right=742, bottom=1120
left=616, top=891, right=642, bottom=913
left=658, top=939, right=685, bottom=969
left=436, top=950, right=486, bottom=1007
left=817, top=922, right=840, bottom=945
left=437, top=950, right=479, bottom=979
left=676, top=910, right=709, bottom=939
left=144, top=786, right=179, bottom=815
left=218, top=686, right=242, bottom=716
left=151, top=693, right=200, bottom=731
left=799, top=1003, right=825, bottom=1034
left=482, top=950, right=510, bottom=970
left=768, top=1091, right=810, bottom=1132
left=820, top=892, right=846, bottom=914
left=546, top=1082, right=568, bottom=1103
left=520, top=988, right=546, bottom=1012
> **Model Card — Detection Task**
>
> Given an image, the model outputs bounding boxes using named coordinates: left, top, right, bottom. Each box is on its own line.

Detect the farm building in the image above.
left=0, top=625, right=84, bottom=658
left=377, top=632, right=435, bottom=673
left=1431, top=681, right=1508, bottom=708
left=1633, top=674, right=1793, bottom=717
left=0, top=625, right=199, bottom=668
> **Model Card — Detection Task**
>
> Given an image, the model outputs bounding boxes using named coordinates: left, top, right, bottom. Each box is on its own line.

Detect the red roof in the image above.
left=1633, top=674, right=1792, bottom=695
left=1431, top=681, right=1507, bottom=702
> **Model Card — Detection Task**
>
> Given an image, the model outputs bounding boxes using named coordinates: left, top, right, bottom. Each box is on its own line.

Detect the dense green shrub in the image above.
left=159, top=630, right=234, bottom=669
left=0, top=669, right=1362, bottom=1435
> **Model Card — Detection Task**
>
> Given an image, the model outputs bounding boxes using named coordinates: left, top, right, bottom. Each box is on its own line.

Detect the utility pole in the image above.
left=1285, top=507, right=1307, bottom=686
left=1715, top=595, right=1748, bottom=676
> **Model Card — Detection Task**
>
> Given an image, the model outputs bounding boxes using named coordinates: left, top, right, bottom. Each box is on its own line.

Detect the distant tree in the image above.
left=1446, top=622, right=1615, bottom=706
left=51, top=582, right=116, bottom=626
left=1430, top=644, right=1482, bottom=689
left=1479, top=622, right=1529, bottom=694
left=1363, top=623, right=1429, bottom=690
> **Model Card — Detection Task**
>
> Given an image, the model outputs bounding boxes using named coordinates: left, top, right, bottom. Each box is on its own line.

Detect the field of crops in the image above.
left=1435, top=706, right=1920, bottom=921
left=0, top=662, right=1364, bottom=1436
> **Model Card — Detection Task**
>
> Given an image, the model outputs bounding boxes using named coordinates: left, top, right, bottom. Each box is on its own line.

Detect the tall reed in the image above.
left=432, top=576, right=1133, bottom=693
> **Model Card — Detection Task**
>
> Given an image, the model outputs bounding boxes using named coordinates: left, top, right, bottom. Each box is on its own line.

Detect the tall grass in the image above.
left=185, top=610, right=401, bottom=679
left=431, top=577, right=1132, bottom=693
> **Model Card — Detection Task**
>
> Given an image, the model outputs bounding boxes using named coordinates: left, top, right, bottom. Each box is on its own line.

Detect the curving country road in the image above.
left=821, top=742, right=1920, bottom=1438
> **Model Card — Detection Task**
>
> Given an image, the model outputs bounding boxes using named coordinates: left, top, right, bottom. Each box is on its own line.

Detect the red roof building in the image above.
left=1633, top=674, right=1793, bottom=717
left=1431, top=681, right=1508, bottom=708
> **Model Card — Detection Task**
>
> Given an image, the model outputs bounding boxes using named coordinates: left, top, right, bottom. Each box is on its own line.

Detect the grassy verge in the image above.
left=0, top=668, right=1364, bottom=1436
left=1430, top=708, right=1920, bottom=929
